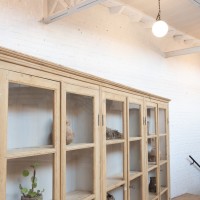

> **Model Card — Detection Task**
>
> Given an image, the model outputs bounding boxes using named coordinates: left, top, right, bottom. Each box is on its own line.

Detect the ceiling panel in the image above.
left=120, top=0, right=200, bottom=39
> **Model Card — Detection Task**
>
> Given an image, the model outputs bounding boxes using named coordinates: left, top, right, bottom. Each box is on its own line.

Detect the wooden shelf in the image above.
left=7, top=145, right=55, bottom=159
left=159, top=133, right=167, bottom=137
left=106, top=139, right=125, bottom=145
left=66, top=190, right=94, bottom=200
left=149, top=192, right=158, bottom=200
left=160, top=186, right=168, bottom=194
left=147, top=135, right=157, bottom=139
left=106, top=175, right=125, bottom=191
left=129, top=137, right=142, bottom=142
left=129, top=171, right=142, bottom=180
left=160, top=160, right=167, bottom=166
left=65, top=143, right=94, bottom=151
left=148, top=164, right=157, bottom=172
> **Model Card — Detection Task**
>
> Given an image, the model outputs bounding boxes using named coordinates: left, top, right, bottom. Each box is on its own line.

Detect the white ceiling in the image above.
left=44, top=0, right=200, bottom=57
left=121, top=0, right=200, bottom=39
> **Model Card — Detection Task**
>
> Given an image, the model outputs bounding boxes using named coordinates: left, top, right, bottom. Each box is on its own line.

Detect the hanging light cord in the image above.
left=156, top=0, right=161, bottom=21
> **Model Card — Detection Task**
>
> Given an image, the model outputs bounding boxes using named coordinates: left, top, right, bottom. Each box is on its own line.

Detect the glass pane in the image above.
left=130, top=176, right=142, bottom=200
left=160, top=136, right=167, bottom=161
left=106, top=143, right=124, bottom=188
left=161, top=192, right=168, bottom=200
left=130, top=141, right=142, bottom=174
left=66, top=148, right=94, bottom=198
left=148, top=138, right=157, bottom=167
left=129, top=103, right=141, bottom=137
left=147, top=107, right=156, bottom=135
left=66, top=93, right=94, bottom=144
left=106, top=100, right=123, bottom=140
left=160, top=164, right=167, bottom=191
left=148, top=169, right=158, bottom=198
left=6, top=154, right=53, bottom=200
left=107, top=186, right=124, bottom=200
left=159, top=109, right=166, bottom=134
left=8, top=83, right=54, bottom=150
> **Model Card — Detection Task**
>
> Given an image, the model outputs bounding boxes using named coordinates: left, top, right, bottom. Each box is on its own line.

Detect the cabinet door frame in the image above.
left=144, top=100, right=159, bottom=200
left=158, top=103, right=170, bottom=199
left=127, top=96, right=144, bottom=200
left=101, top=87, right=127, bottom=200
left=0, top=70, right=60, bottom=200
left=61, top=80, right=100, bottom=200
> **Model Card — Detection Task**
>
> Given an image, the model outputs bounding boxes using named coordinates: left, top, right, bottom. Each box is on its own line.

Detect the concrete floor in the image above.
left=172, top=193, right=200, bottom=200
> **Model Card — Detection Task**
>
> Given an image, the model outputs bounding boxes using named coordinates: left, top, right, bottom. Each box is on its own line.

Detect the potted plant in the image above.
left=19, top=163, right=44, bottom=200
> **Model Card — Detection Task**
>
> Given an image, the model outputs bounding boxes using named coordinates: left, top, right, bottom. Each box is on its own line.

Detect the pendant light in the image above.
left=152, top=0, right=168, bottom=38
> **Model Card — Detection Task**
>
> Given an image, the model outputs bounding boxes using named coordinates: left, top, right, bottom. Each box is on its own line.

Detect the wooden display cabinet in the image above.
left=0, top=47, right=170, bottom=200
left=0, top=70, right=60, bottom=200
left=127, top=97, right=144, bottom=200
left=61, top=81, right=100, bottom=200
left=102, top=89, right=127, bottom=200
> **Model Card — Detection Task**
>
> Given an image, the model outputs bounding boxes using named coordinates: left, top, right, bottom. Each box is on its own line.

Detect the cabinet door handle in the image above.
left=102, top=115, right=104, bottom=126
left=98, top=114, right=100, bottom=126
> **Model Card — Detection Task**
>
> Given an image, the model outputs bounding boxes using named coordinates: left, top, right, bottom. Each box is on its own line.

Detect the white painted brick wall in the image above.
left=1, top=0, right=200, bottom=198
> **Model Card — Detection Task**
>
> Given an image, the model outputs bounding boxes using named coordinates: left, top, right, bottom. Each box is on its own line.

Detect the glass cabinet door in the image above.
left=158, top=104, right=169, bottom=198
left=127, top=97, right=144, bottom=200
left=102, top=89, right=127, bottom=200
left=61, top=81, right=99, bottom=200
left=145, top=101, right=158, bottom=200
left=0, top=71, right=60, bottom=200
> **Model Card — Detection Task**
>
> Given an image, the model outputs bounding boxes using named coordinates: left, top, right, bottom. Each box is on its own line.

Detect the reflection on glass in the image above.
left=106, top=143, right=124, bottom=184
left=129, top=103, right=141, bottom=137
left=66, top=148, right=94, bottom=196
left=130, top=141, right=141, bottom=172
left=8, top=83, right=54, bottom=150
left=130, top=177, right=142, bottom=200
left=147, top=107, right=156, bottom=135
left=159, top=109, right=166, bottom=134
left=148, top=138, right=157, bottom=166
left=160, top=164, right=167, bottom=190
left=66, top=93, right=94, bottom=144
left=106, top=100, right=123, bottom=140
left=160, top=136, right=167, bottom=161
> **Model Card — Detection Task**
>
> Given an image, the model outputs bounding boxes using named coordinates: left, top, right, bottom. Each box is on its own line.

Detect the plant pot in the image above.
left=21, top=195, right=43, bottom=200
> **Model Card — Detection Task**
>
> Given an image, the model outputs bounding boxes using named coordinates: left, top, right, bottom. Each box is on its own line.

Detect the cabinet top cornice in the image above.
left=0, top=46, right=170, bottom=102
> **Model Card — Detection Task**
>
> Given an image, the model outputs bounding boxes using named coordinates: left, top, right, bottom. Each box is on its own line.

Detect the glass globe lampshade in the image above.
left=152, top=20, right=168, bottom=38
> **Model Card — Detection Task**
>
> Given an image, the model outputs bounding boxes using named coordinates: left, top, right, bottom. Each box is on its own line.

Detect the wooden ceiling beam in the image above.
left=43, top=0, right=105, bottom=24
left=164, top=46, right=200, bottom=58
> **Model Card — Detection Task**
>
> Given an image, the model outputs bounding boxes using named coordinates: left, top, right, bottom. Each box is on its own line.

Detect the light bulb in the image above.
left=152, top=20, right=168, bottom=38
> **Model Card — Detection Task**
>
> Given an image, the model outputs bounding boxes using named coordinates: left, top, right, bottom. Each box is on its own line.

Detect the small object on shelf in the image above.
left=148, top=147, right=156, bottom=163
left=106, top=127, right=122, bottom=140
left=19, top=163, right=44, bottom=200
left=107, top=193, right=115, bottom=200
left=66, top=121, right=74, bottom=145
left=148, top=138, right=156, bottom=163
left=149, top=177, right=156, bottom=193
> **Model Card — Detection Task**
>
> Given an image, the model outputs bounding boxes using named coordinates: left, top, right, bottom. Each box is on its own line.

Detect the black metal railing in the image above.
left=189, top=155, right=200, bottom=169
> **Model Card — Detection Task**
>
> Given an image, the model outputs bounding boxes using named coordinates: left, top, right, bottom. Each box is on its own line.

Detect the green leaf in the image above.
left=32, top=182, right=37, bottom=188
left=21, top=188, right=28, bottom=194
left=22, top=169, right=29, bottom=177
left=30, top=163, right=39, bottom=169
left=31, top=176, right=37, bottom=183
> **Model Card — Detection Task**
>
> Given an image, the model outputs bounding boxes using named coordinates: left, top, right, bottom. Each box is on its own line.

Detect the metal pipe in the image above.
left=189, top=155, right=200, bottom=169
